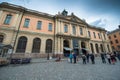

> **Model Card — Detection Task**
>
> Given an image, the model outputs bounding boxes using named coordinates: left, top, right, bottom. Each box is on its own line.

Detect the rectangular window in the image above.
left=64, top=25, right=68, bottom=33
left=37, top=21, right=42, bottom=30
left=93, top=32, right=96, bottom=38
left=80, top=28, right=83, bottom=35
left=114, top=35, right=116, bottom=38
left=104, top=34, right=106, bottom=40
left=72, top=26, right=76, bottom=35
left=4, top=14, right=12, bottom=24
left=24, top=18, right=30, bottom=27
left=115, top=39, right=119, bottom=43
left=98, top=33, right=101, bottom=39
left=48, top=23, right=52, bottom=31
left=88, top=31, right=91, bottom=37
left=109, top=36, right=111, bottom=39
left=110, top=41, right=113, bottom=44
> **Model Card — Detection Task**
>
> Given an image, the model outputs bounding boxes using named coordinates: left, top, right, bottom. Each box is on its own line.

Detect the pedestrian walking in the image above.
left=100, top=52, right=106, bottom=63
left=111, top=53, right=116, bottom=64
left=82, top=54, right=86, bottom=64
left=106, top=53, right=111, bottom=64
left=73, top=52, right=77, bottom=63
left=69, top=52, right=73, bottom=63
left=90, top=53, right=95, bottom=64
left=86, top=53, right=89, bottom=63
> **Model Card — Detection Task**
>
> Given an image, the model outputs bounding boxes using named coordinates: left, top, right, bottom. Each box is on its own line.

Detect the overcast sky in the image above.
left=0, top=0, right=120, bottom=31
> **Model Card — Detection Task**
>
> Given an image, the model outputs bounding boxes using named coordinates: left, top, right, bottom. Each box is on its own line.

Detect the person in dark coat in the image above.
left=90, top=53, right=95, bottom=64
left=86, top=53, right=89, bottom=63
left=100, top=52, right=106, bottom=63
left=73, top=52, right=77, bottom=63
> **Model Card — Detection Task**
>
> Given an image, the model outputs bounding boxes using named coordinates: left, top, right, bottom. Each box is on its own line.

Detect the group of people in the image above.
left=81, top=53, right=95, bottom=64
left=100, top=52, right=120, bottom=64
left=68, top=51, right=120, bottom=65
left=69, top=51, right=95, bottom=64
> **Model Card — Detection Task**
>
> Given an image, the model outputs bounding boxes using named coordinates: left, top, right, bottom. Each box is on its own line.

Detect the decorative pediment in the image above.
left=56, top=10, right=87, bottom=24
left=70, top=13, right=84, bottom=23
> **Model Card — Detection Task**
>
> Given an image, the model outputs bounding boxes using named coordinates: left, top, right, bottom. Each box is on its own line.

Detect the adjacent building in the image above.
left=108, top=25, right=120, bottom=52
left=0, top=2, right=112, bottom=58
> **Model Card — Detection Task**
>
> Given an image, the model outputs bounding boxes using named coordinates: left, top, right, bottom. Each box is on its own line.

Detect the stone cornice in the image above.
left=0, top=2, right=54, bottom=19
left=90, top=40, right=109, bottom=43
left=56, top=33, right=90, bottom=40
left=0, top=26, right=16, bottom=31
left=0, top=27, right=54, bottom=37
left=19, top=30, right=54, bottom=37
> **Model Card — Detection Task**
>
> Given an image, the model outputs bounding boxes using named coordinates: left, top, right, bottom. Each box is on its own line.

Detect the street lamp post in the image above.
left=47, top=45, right=50, bottom=60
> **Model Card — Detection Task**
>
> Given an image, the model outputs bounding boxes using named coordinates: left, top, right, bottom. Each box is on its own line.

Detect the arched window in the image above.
left=100, top=44, right=104, bottom=52
left=45, top=39, right=52, bottom=53
left=64, top=40, right=69, bottom=47
left=32, top=38, right=41, bottom=53
left=81, top=42, right=85, bottom=48
left=95, top=44, right=99, bottom=53
left=90, top=43, right=94, bottom=53
left=16, top=36, right=27, bottom=53
left=0, top=35, right=4, bottom=43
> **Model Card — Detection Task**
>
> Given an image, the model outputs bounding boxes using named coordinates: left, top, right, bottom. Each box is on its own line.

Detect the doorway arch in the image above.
left=81, top=42, right=87, bottom=55
left=63, top=40, right=70, bottom=57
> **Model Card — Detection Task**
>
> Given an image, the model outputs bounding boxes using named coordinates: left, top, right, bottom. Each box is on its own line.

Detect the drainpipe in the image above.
left=10, top=9, right=25, bottom=61
left=53, top=16, right=56, bottom=57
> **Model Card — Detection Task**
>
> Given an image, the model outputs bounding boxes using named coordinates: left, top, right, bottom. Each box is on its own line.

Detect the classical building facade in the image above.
left=108, top=25, right=120, bottom=52
left=0, top=2, right=112, bottom=58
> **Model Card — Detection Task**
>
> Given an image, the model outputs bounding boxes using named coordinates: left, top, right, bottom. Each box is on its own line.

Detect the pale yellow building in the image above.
left=0, top=2, right=112, bottom=58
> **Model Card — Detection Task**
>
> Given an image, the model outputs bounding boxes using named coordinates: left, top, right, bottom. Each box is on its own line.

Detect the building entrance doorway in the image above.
left=63, top=40, right=70, bottom=57
left=81, top=42, right=87, bottom=55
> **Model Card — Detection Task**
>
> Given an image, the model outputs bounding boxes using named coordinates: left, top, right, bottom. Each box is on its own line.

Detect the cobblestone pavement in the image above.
left=0, top=57, right=120, bottom=80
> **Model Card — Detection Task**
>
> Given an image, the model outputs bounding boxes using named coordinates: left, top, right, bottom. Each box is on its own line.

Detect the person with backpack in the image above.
left=82, top=54, right=86, bottom=64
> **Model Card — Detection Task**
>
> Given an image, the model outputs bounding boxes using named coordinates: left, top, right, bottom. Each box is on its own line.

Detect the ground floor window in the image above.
left=16, top=36, right=27, bottom=53
left=45, top=39, right=52, bottom=53
left=32, top=38, right=41, bottom=53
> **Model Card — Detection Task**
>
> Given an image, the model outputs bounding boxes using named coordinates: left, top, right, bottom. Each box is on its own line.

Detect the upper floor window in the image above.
left=88, top=31, right=91, bottom=37
left=93, top=32, right=96, bottom=38
left=110, top=41, right=113, bottom=44
left=114, top=35, right=116, bottom=38
left=98, top=33, right=101, bottom=39
left=72, top=26, right=76, bottom=35
left=80, top=28, right=83, bottom=35
left=24, top=18, right=30, bottom=27
left=64, top=25, right=68, bottom=33
left=109, top=36, right=111, bottom=39
left=115, top=39, right=119, bottom=43
left=0, top=35, right=4, bottom=43
left=37, top=21, right=42, bottom=30
left=48, top=23, right=52, bottom=31
left=4, top=14, right=12, bottom=24
left=103, top=34, right=106, bottom=40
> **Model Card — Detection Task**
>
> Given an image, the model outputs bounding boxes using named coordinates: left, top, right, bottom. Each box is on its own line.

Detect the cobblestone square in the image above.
left=0, top=57, right=120, bottom=80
